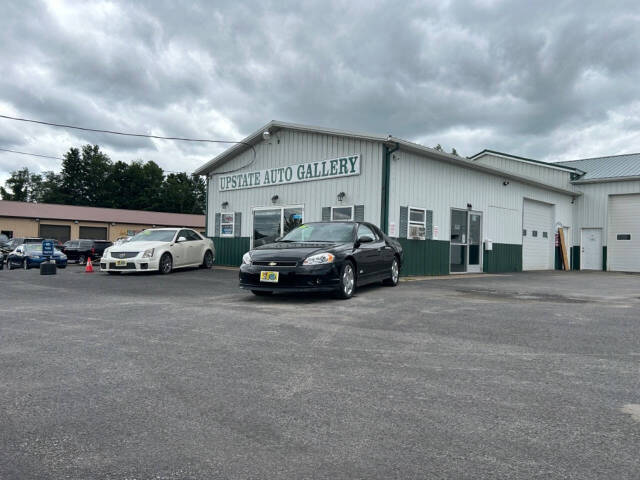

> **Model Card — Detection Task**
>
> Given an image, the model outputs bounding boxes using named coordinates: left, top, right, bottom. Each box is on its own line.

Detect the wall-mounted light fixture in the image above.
left=502, top=180, right=510, bottom=186
left=74, top=220, right=79, bottom=224
left=221, top=201, right=229, bottom=209
left=466, top=203, right=472, bottom=210
left=271, top=195, right=279, bottom=204
left=571, top=196, right=576, bottom=205
left=337, top=192, right=346, bottom=202
left=35, top=218, right=40, bottom=222
left=111, top=222, right=116, bottom=226
left=152, top=224, right=157, bottom=228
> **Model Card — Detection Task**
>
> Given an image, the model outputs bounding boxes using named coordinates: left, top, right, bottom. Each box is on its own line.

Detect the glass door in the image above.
left=467, top=212, right=482, bottom=273
left=450, top=209, right=482, bottom=273
left=450, top=209, right=468, bottom=273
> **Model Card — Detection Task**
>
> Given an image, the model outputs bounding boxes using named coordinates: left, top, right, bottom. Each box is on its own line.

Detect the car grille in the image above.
left=109, top=262, right=136, bottom=270
left=252, top=260, right=298, bottom=267
left=111, top=252, right=139, bottom=259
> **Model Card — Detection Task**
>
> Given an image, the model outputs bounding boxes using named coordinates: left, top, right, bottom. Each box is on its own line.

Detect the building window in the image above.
left=331, top=206, right=353, bottom=221
left=220, top=213, right=235, bottom=237
left=543, top=232, right=548, bottom=238
left=408, top=207, right=427, bottom=240
left=522, top=229, right=527, bottom=237
left=532, top=230, right=538, bottom=237
left=617, top=234, right=631, bottom=240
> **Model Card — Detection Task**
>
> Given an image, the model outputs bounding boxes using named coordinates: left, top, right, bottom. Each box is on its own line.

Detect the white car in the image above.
left=100, top=228, right=215, bottom=274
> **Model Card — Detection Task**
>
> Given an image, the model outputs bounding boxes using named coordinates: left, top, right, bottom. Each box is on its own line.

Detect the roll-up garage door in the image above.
left=607, top=194, right=640, bottom=272
left=522, top=199, right=554, bottom=270
left=39, top=224, right=71, bottom=243
left=79, top=226, right=108, bottom=240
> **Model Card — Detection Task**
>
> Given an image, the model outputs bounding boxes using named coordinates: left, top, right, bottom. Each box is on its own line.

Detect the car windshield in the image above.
left=281, top=223, right=355, bottom=243
left=24, top=244, right=43, bottom=253
left=129, top=230, right=177, bottom=242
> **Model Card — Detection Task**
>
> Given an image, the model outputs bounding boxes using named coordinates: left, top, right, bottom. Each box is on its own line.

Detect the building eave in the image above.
left=470, top=149, right=583, bottom=173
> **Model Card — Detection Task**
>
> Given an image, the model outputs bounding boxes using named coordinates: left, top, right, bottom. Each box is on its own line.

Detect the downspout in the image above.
left=380, top=141, right=399, bottom=234
left=205, top=175, right=210, bottom=237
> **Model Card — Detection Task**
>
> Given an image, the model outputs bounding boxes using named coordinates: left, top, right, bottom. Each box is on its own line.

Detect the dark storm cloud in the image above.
left=1, top=0, right=639, bottom=184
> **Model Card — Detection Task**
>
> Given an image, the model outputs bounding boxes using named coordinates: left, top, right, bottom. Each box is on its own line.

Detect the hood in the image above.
left=108, top=241, right=167, bottom=252
left=250, top=241, right=345, bottom=261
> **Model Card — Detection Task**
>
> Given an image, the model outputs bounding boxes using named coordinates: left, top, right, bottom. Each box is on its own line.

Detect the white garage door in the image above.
left=607, top=194, right=640, bottom=272
left=522, top=199, right=554, bottom=270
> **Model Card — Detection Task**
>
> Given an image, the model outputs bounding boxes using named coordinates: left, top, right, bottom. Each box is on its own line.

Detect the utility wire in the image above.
left=0, top=147, right=63, bottom=161
left=0, top=113, right=257, bottom=174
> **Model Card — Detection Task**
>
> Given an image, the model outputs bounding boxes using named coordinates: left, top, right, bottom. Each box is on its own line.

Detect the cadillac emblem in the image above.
left=268, top=261, right=277, bottom=266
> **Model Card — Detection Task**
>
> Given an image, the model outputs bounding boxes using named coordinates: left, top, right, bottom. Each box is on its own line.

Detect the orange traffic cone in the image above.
left=85, top=257, right=94, bottom=273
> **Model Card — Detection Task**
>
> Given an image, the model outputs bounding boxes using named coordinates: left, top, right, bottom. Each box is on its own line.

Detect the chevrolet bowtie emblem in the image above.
left=269, top=261, right=277, bottom=266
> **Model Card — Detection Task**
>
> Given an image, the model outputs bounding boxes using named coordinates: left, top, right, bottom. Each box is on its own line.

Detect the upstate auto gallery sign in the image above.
left=218, top=154, right=360, bottom=191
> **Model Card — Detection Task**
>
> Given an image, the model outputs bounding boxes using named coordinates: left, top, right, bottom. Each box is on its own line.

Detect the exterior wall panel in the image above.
left=473, top=154, right=575, bottom=191
left=207, top=129, right=383, bottom=239
left=389, top=150, right=574, bottom=246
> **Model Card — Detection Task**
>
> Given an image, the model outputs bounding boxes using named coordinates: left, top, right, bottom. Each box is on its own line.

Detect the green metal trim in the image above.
left=602, top=246, right=607, bottom=271
left=571, top=246, right=580, bottom=270
left=380, top=143, right=399, bottom=234
left=212, top=237, right=250, bottom=266
left=482, top=243, right=523, bottom=273
left=205, top=176, right=210, bottom=237
left=397, top=238, right=449, bottom=276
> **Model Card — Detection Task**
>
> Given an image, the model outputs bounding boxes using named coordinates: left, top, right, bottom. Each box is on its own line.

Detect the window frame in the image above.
left=331, top=205, right=354, bottom=221
left=407, top=206, right=427, bottom=240
left=616, top=233, right=631, bottom=241
left=220, top=212, right=235, bottom=238
left=250, top=205, right=305, bottom=248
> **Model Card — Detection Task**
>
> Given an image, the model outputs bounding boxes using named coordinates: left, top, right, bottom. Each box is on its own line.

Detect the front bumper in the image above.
left=239, top=263, right=341, bottom=292
left=26, top=258, right=67, bottom=268
left=99, top=256, right=159, bottom=272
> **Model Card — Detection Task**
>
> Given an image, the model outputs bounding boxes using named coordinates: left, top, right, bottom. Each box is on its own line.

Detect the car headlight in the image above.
left=242, top=252, right=252, bottom=265
left=303, top=252, right=335, bottom=265
left=142, top=248, right=155, bottom=259
left=103, top=248, right=110, bottom=257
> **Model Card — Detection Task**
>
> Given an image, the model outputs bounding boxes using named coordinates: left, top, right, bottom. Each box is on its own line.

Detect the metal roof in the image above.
left=555, top=153, right=640, bottom=183
left=0, top=200, right=205, bottom=227
left=195, top=121, right=579, bottom=196
left=469, top=149, right=581, bottom=172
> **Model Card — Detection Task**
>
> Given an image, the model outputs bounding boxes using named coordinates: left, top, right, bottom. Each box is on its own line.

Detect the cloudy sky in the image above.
left=1, top=0, right=639, bottom=185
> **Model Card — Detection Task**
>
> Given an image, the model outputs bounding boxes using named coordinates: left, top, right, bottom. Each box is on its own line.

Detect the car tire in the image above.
left=7, top=261, right=13, bottom=270
left=335, top=260, right=356, bottom=299
left=201, top=250, right=214, bottom=269
left=251, top=290, right=272, bottom=296
left=383, top=257, right=400, bottom=286
left=159, top=253, right=173, bottom=274
left=23, top=260, right=29, bottom=270
left=78, top=255, right=86, bottom=265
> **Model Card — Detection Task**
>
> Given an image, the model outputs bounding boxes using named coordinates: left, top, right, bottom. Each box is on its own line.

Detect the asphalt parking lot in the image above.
left=1, top=266, right=639, bottom=479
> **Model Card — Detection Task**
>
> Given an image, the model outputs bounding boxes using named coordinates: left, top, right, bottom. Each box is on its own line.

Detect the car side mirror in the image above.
left=177, top=236, right=187, bottom=243
left=357, top=236, right=374, bottom=245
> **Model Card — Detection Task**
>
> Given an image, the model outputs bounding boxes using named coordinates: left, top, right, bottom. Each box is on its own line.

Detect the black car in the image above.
left=63, top=239, right=112, bottom=264
left=239, top=221, right=403, bottom=299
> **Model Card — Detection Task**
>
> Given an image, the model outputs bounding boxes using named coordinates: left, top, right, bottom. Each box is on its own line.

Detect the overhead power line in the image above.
left=0, top=113, right=257, bottom=174
left=0, top=147, right=63, bottom=160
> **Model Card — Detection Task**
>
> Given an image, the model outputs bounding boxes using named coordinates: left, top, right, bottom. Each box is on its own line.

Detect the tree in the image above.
left=451, top=148, right=459, bottom=156
left=434, top=144, right=443, bottom=152
left=0, top=168, right=43, bottom=202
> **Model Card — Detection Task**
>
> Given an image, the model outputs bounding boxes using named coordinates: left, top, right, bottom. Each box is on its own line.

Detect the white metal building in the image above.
left=472, top=151, right=640, bottom=272
left=195, top=121, right=587, bottom=275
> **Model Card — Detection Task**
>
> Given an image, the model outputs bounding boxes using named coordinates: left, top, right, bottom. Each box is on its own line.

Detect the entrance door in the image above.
left=581, top=228, right=602, bottom=270
left=522, top=199, right=554, bottom=270
left=450, top=209, right=483, bottom=273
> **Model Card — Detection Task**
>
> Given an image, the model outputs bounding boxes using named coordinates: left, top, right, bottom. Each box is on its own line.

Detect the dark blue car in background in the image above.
left=7, top=244, right=68, bottom=270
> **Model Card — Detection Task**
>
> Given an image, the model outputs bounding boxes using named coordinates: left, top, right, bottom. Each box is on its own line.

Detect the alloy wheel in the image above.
left=391, top=259, right=399, bottom=284
left=342, top=264, right=354, bottom=296
left=160, top=254, right=172, bottom=274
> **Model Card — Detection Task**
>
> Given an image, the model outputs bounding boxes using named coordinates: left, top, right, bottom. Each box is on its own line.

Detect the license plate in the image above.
left=115, top=259, right=127, bottom=267
left=260, top=271, right=279, bottom=283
